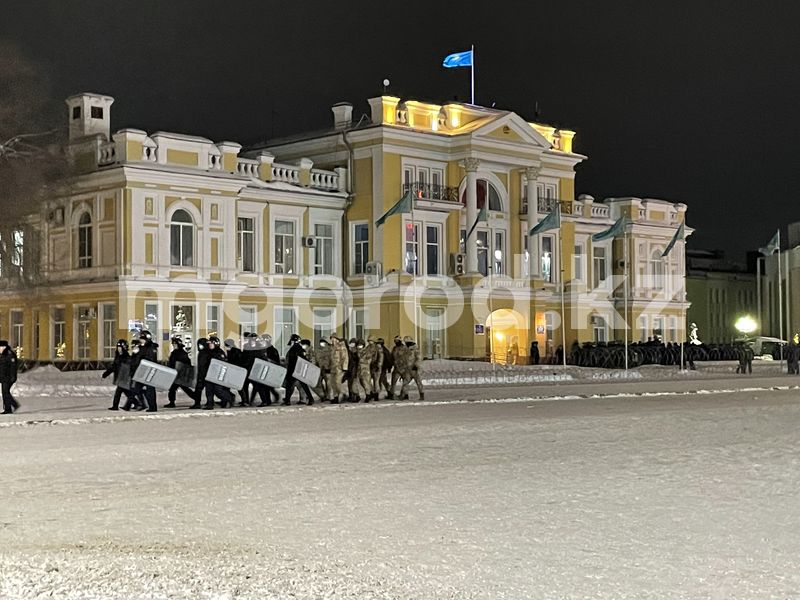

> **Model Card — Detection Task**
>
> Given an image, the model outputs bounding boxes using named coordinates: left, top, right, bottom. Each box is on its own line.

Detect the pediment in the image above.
left=472, top=112, right=552, bottom=150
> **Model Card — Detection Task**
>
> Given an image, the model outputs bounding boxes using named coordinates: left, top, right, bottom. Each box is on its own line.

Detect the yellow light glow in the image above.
left=735, top=315, right=757, bottom=334
left=495, top=332, right=504, bottom=342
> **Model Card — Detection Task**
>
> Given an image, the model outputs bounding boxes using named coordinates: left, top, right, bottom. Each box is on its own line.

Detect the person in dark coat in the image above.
left=165, top=336, right=196, bottom=407
left=283, top=336, right=313, bottom=406
left=345, top=338, right=360, bottom=402
left=0, top=340, right=20, bottom=414
left=202, top=336, right=235, bottom=410
left=248, top=333, right=281, bottom=406
left=190, top=337, right=209, bottom=409
left=224, top=337, right=250, bottom=406
left=529, top=341, right=540, bottom=365
left=102, top=339, right=132, bottom=410
left=137, top=330, right=159, bottom=412
left=123, top=337, right=145, bottom=411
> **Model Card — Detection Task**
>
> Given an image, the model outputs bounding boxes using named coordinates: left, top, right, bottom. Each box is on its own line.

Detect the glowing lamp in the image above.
left=735, top=316, right=757, bottom=335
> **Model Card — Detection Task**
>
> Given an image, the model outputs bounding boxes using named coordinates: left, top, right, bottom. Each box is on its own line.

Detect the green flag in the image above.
left=376, top=189, right=413, bottom=228
left=592, top=217, right=627, bottom=242
left=529, top=206, right=560, bottom=236
left=466, top=202, right=488, bottom=240
left=661, top=222, right=685, bottom=257
left=759, top=230, right=780, bottom=256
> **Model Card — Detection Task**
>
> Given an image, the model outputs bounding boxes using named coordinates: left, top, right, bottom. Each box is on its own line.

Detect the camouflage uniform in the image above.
left=377, top=338, right=393, bottom=399
left=389, top=336, right=405, bottom=398
left=399, top=336, right=424, bottom=400
left=312, top=339, right=333, bottom=400
left=329, top=334, right=348, bottom=403
left=355, top=339, right=375, bottom=402
left=368, top=337, right=384, bottom=400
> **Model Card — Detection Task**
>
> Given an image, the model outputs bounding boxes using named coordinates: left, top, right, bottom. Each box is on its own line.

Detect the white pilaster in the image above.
left=525, top=166, right=541, bottom=276
left=464, top=157, right=480, bottom=275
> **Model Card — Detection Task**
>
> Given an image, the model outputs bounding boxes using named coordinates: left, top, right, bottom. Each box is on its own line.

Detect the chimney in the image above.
left=65, top=92, right=114, bottom=141
left=331, top=102, right=353, bottom=130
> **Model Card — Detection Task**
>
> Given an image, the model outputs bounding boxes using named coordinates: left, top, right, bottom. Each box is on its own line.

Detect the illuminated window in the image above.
left=274, top=220, right=295, bottom=274
left=78, top=213, right=92, bottom=268
left=170, top=210, right=194, bottom=267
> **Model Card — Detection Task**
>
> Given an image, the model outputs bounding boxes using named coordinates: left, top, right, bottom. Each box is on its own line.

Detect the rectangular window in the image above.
left=493, top=230, right=505, bottom=275
left=353, top=223, right=369, bottom=275
left=477, top=230, right=489, bottom=276
left=78, top=219, right=92, bottom=268
left=237, top=217, right=255, bottom=272
left=405, top=222, right=420, bottom=275
left=431, top=170, right=444, bottom=200
left=638, top=315, right=648, bottom=342
left=522, top=231, right=530, bottom=277
left=10, top=310, right=23, bottom=353
left=573, top=243, right=584, bottom=282
left=91, top=106, right=103, bottom=119
left=53, top=307, right=66, bottom=359
left=101, top=303, right=116, bottom=359
left=313, top=308, right=334, bottom=346
left=459, top=229, right=466, bottom=255
left=593, top=246, right=607, bottom=289
left=593, top=315, right=608, bottom=343
left=652, top=316, right=665, bottom=341
left=170, top=222, right=193, bottom=267
left=239, top=306, right=257, bottom=340
left=350, top=308, right=366, bottom=341
left=144, top=302, right=159, bottom=342
left=11, top=229, right=24, bottom=273
left=541, top=236, right=553, bottom=283
left=314, top=223, right=334, bottom=275
left=206, top=304, right=220, bottom=337
left=668, top=316, right=678, bottom=342
left=274, top=307, right=296, bottom=358
left=274, top=220, right=295, bottom=274
left=76, top=307, right=91, bottom=360
left=426, top=225, right=440, bottom=275
left=72, top=106, right=81, bottom=120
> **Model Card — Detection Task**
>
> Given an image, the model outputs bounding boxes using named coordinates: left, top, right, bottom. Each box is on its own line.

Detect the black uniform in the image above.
left=102, top=347, right=131, bottom=410
left=226, top=345, right=250, bottom=406
left=138, top=340, right=159, bottom=412
left=166, top=345, right=196, bottom=407
left=0, top=344, right=20, bottom=414
left=202, top=346, right=235, bottom=409
left=283, top=342, right=313, bottom=406
left=123, top=346, right=145, bottom=410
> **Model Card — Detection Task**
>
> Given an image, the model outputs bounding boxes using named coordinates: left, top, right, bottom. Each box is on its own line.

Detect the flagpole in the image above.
left=778, top=240, right=784, bottom=367
left=559, top=202, right=566, bottom=369
left=623, top=223, right=629, bottom=371
left=470, top=44, right=475, bottom=105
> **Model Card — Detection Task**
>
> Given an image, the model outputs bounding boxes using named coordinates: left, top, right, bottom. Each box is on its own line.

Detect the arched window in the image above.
left=650, top=249, right=664, bottom=290
left=78, top=212, right=92, bottom=268
left=170, top=209, right=194, bottom=267
left=460, top=179, right=503, bottom=212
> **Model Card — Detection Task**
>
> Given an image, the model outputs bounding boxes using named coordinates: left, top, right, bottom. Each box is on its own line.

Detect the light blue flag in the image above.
left=592, top=217, right=627, bottom=242
left=376, top=189, right=413, bottom=228
left=529, top=206, right=560, bottom=236
left=661, top=222, right=685, bottom=257
left=443, top=50, right=473, bottom=68
left=759, top=230, right=780, bottom=256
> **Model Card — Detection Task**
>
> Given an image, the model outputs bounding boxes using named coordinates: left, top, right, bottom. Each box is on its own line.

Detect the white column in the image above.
left=464, top=157, right=481, bottom=274
left=525, top=166, right=541, bottom=276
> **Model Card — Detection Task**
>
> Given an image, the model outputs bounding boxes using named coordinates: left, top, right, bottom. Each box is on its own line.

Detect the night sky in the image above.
left=3, top=0, right=799, bottom=261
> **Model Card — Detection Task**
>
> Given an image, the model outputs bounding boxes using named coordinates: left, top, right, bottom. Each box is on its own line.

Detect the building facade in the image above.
left=0, top=92, right=690, bottom=362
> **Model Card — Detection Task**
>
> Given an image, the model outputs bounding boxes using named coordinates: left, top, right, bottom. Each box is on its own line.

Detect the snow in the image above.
left=2, top=385, right=800, bottom=598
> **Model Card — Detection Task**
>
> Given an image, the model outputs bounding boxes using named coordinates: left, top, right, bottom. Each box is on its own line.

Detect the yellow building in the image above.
left=0, top=92, right=690, bottom=363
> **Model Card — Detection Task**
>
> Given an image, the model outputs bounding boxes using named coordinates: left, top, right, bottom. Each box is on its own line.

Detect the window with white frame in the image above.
left=313, top=308, right=334, bottom=345
left=274, top=307, right=296, bottom=357
left=10, top=310, right=23, bottom=352
left=78, top=213, right=92, bottom=268
left=521, top=176, right=559, bottom=214
left=477, top=230, right=489, bottom=276
left=573, top=243, right=585, bottom=282
left=541, top=236, right=553, bottom=283
left=668, top=316, right=678, bottom=342
left=353, top=223, right=369, bottom=275
left=650, top=249, right=665, bottom=290
left=593, top=246, right=607, bottom=289
left=652, top=315, right=665, bottom=341
left=206, top=304, right=220, bottom=337
left=350, top=308, right=366, bottom=341
left=170, top=209, right=194, bottom=267
left=274, top=220, right=295, bottom=274
left=237, top=217, right=255, bottom=272
left=493, top=230, right=505, bottom=275
left=11, top=228, right=24, bottom=273
left=314, top=223, right=334, bottom=275
left=239, top=306, right=257, bottom=340
left=144, top=302, right=159, bottom=339
left=425, top=224, right=441, bottom=275
left=101, top=303, right=116, bottom=359
left=637, top=315, right=648, bottom=342
left=405, top=222, right=420, bottom=275
left=522, top=230, right=530, bottom=277
left=52, top=307, right=66, bottom=359
left=592, top=315, right=608, bottom=343
left=76, top=307, right=90, bottom=360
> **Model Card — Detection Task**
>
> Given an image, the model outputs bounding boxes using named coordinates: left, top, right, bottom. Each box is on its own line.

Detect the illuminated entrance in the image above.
left=485, top=309, right=528, bottom=364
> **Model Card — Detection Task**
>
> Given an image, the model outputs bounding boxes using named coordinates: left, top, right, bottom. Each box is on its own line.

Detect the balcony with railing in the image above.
left=402, top=182, right=459, bottom=203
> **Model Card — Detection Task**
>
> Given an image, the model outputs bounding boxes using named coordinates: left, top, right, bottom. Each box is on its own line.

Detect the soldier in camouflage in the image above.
left=376, top=337, right=393, bottom=399
left=329, top=333, right=348, bottom=404
left=314, top=337, right=333, bottom=400
left=398, top=335, right=424, bottom=400
left=390, top=335, right=405, bottom=398
left=355, top=339, right=375, bottom=402
left=368, top=336, right=384, bottom=401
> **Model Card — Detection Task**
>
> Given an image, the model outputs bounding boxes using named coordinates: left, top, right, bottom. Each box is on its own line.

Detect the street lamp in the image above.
left=735, top=315, right=758, bottom=337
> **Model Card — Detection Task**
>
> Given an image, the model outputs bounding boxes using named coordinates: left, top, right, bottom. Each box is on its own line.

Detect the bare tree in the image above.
left=0, top=39, right=66, bottom=286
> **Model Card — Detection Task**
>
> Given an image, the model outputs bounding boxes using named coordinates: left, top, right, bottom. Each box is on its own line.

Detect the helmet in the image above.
left=376, top=337, right=385, bottom=345
left=117, top=339, right=129, bottom=351
left=300, top=338, right=311, bottom=347
left=196, top=337, right=208, bottom=350
left=170, top=335, right=184, bottom=346
left=330, top=332, right=341, bottom=341
left=367, top=336, right=376, bottom=344
left=261, top=333, right=273, bottom=347
left=289, top=333, right=301, bottom=345
left=349, top=337, right=357, bottom=345
left=403, top=336, right=413, bottom=343
left=208, top=336, right=221, bottom=345
left=357, top=339, right=366, bottom=348
left=319, top=337, right=330, bottom=346
left=224, top=338, right=236, bottom=348
left=140, top=330, right=153, bottom=341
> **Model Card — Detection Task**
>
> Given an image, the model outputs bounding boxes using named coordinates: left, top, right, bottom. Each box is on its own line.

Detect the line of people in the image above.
left=102, top=330, right=424, bottom=412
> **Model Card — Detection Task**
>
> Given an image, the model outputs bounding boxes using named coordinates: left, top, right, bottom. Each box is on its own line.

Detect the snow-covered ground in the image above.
left=2, top=387, right=799, bottom=598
